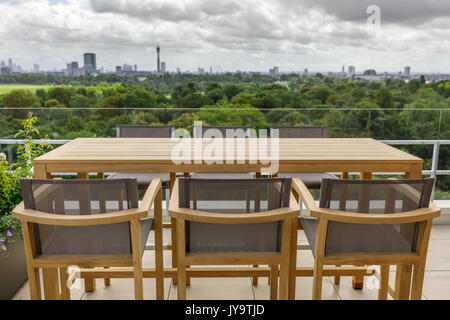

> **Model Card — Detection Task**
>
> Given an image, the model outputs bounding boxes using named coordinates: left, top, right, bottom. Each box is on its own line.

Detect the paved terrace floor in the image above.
left=12, top=224, right=450, bottom=300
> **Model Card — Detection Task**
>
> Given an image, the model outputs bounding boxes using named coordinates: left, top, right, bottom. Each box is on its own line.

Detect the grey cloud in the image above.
left=298, top=0, right=450, bottom=26
left=89, top=0, right=241, bottom=22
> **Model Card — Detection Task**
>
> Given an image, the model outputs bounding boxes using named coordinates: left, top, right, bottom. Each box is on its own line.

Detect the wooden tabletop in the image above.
left=36, top=138, right=421, bottom=163
left=35, top=138, right=422, bottom=175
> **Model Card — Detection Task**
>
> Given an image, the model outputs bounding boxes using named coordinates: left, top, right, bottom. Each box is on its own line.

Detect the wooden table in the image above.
left=34, top=137, right=423, bottom=300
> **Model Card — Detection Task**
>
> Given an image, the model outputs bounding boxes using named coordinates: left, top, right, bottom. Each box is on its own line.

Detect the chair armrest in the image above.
left=309, top=203, right=440, bottom=224
left=139, top=178, right=162, bottom=218
left=12, top=202, right=149, bottom=226
left=291, top=178, right=320, bottom=212
left=169, top=178, right=299, bottom=224
left=291, top=177, right=440, bottom=224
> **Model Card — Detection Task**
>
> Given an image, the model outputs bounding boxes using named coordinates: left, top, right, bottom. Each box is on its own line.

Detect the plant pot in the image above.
left=0, top=235, right=28, bottom=300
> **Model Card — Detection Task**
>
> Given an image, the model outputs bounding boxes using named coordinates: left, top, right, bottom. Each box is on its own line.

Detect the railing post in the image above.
left=431, top=141, right=440, bottom=200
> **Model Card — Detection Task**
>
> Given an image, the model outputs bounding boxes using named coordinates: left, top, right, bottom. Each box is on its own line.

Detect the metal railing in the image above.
left=1, top=138, right=449, bottom=199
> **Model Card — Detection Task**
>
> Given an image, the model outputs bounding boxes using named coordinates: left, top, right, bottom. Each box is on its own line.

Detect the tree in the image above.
left=375, top=87, right=395, bottom=110
left=223, top=84, right=242, bottom=100
left=121, top=87, right=157, bottom=109
left=1, top=90, right=39, bottom=120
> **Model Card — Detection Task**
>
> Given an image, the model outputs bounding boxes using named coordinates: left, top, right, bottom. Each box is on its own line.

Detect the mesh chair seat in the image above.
left=190, top=172, right=254, bottom=179
left=39, top=218, right=153, bottom=256
left=108, top=172, right=170, bottom=188
left=178, top=178, right=292, bottom=253
left=300, top=217, right=412, bottom=256
left=278, top=172, right=338, bottom=189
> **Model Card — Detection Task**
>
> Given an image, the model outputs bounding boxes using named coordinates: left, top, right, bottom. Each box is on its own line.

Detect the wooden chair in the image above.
left=293, top=177, right=440, bottom=300
left=13, top=178, right=164, bottom=300
left=269, top=125, right=338, bottom=189
left=169, top=178, right=299, bottom=300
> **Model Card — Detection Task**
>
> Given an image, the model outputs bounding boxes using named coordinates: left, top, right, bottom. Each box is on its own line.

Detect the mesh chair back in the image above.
left=193, top=125, right=251, bottom=138
left=117, top=124, right=174, bottom=138
left=319, top=178, right=434, bottom=253
left=270, top=125, right=327, bottom=138
left=20, top=179, right=139, bottom=255
left=178, top=178, right=292, bottom=253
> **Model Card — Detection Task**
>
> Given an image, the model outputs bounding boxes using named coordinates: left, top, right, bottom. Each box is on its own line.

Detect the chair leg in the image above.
left=270, top=265, right=278, bottom=300
left=59, top=267, right=71, bottom=300
left=27, top=266, right=41, bottom=300
left=43, top=268, right=61, bottom=300
left=411, top=262, right=426, bottom=300
left=154, top=188, right=165, bottom=300
left=176, top=219, right=187, bottom=300
left=171, top=217, right=178, bottom=285
left=252, top=265, right=259, bottom=285
left=334, top=265, right=341, bottom=285
left=288, top=219, right=298, bottom=300
left=104, top=267, right=111, bottom=286
left=186, top=265, right=191, bottom=286
left=394, top=264, right=412, bottom=300
left=352, top=274, right=364, bottom=290
left=84, top=277, right=96, bottom=292
left=165, top=188, right=170, bottom=215
left=378, top=265, right=389, bottom=300
left=312, top=262, right=323, bottom=300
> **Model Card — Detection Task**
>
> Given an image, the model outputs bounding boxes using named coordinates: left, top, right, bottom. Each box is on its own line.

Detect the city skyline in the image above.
left=0, top=1, right=449, bottom=73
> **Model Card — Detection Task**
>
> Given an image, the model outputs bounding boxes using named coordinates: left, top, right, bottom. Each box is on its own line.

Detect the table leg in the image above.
left=288, top=218, right=298, bottom=299
left=77, top=172, right=97, bottom=292
left=393, top=163, right=423, bottom=300
left=97, top=172, right=105, bottom=179
left=169, top=172, right=178, bottom=284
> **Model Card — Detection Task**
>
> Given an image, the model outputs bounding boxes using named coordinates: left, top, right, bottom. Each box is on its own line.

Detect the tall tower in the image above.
left=83, top=53, right=97, bottom=74
left=157, top=45, right=160, bottom=73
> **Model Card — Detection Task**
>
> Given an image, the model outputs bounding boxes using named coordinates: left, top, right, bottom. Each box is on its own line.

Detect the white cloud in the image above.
left=0, top=0, right=448, bottom=73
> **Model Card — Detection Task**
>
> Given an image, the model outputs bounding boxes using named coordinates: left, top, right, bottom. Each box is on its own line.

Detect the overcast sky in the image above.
left=0, top=0, right=449, bottom=73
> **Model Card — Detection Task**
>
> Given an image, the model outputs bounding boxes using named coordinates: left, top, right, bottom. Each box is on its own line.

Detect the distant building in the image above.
left=116, top=66, right=122, bottom=74
left=161, top=62, right=166, bottom=73
left=8, top=58, right=13, bottom=68
left=269, top=66, right=279, bottom=76
left=83, top=53, right=97, bottom=74
left=176, top=68, right=181, bottom=74
left=157, top=45, right=161, bottom=73
left=404, top=66, right=411, bottom=76
left=364, top=69, right=377, bottom=76
left=198, top=67, right=205, bottom=75
left=1, top=67, right=12, bottom=75
left=134, top=64, right=138, bottom=72
left=66, top=61, right=79, bottom=76
left=348, top=66, right=356, bottom=77
left=0, top=61, right=5, bottom=68
left=303, top=68, right=308, bottom=76
left=123, top=64, right=133, bottom=72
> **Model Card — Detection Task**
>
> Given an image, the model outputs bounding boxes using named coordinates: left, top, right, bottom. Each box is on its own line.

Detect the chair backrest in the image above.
left=318, top=178, right=435, bottom=254
left=193, top=125, right=252, bottom=138
left=20, top=179, right=139, bottom=255
left=270, top=125, right=328, bottom=138
left=116, top=124, right=174, bottom=138
left=178, top=178, right=292, bottom=253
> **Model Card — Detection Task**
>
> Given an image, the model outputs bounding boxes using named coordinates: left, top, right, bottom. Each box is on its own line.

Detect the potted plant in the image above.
left=0, top=113, right=51, bottom=299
